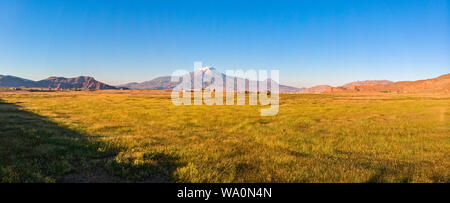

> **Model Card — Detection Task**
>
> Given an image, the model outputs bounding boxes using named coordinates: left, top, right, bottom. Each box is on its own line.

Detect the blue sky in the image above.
left=0, top=0, right=448, bottom=87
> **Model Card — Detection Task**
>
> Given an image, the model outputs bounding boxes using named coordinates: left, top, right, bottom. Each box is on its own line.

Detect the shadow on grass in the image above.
left=0, top=99, right=180, bottom=183
left=366, top=167, right=412, bottom=183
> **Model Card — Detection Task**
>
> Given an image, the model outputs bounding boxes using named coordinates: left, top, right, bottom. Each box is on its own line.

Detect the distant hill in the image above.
left=299, top=74, right=450, bottom=93
left=0, top=75, right=117, bottom=90
left=37, top=76, right=117, bottom=90
left=279, top=84, right=305, bottom=93
left=120, top=76, right=179, bottom=90
left=119, top=67, right=304, bottom=93
left=0, top=75, right=36, bottom=87
left=342, top=80, right=393, bottom=88
left=299, top=85, right=332, bottom=93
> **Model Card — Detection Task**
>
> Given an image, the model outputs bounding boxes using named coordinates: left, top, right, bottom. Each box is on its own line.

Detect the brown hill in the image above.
left=342, top=80, right=393, bottom=88
left=377, top=73, right=450, bottom=93
left=299, top=85, right=333, bottom=93
left=300, top=73, right=450, bottom=93
left=37, top=76, right=116, bottom=90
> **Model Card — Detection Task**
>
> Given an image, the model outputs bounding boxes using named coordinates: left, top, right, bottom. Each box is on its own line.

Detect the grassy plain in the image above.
left=0, top=90, right=448, bottom=182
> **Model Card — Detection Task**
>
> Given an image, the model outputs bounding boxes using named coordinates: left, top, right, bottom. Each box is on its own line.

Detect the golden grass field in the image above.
left=0, top=90, right=449, bottom=182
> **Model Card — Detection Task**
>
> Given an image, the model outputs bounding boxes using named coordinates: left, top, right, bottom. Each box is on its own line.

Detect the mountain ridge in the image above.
left=342, top=80, right=394, bottom=88
left=2, top=73, right=448, bottom=93
left=300, top=74, right=450, bottom=93
left=119, top=67, right=304, bottom=93
left=0, top=75, right=117, bottom=90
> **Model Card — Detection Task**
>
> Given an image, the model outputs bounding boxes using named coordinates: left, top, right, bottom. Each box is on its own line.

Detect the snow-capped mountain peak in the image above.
left=200, top=66, right=215, bottom=71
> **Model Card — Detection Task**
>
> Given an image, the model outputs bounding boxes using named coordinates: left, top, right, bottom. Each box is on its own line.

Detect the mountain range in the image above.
left=1, top=71, right=449, bottom=93
left=0, top=68, right=303, bottom=92
left=0, top=75, right=116, bottom=90
left=119, top=67, right=304, bottom=93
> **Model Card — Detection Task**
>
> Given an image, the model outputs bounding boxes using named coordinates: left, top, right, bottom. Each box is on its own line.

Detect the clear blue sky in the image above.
left=0, top=0, right=448, bottom=87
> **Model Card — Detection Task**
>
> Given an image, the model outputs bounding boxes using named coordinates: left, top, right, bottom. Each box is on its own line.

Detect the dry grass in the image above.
left=0, top=90, right=449, bottom=182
